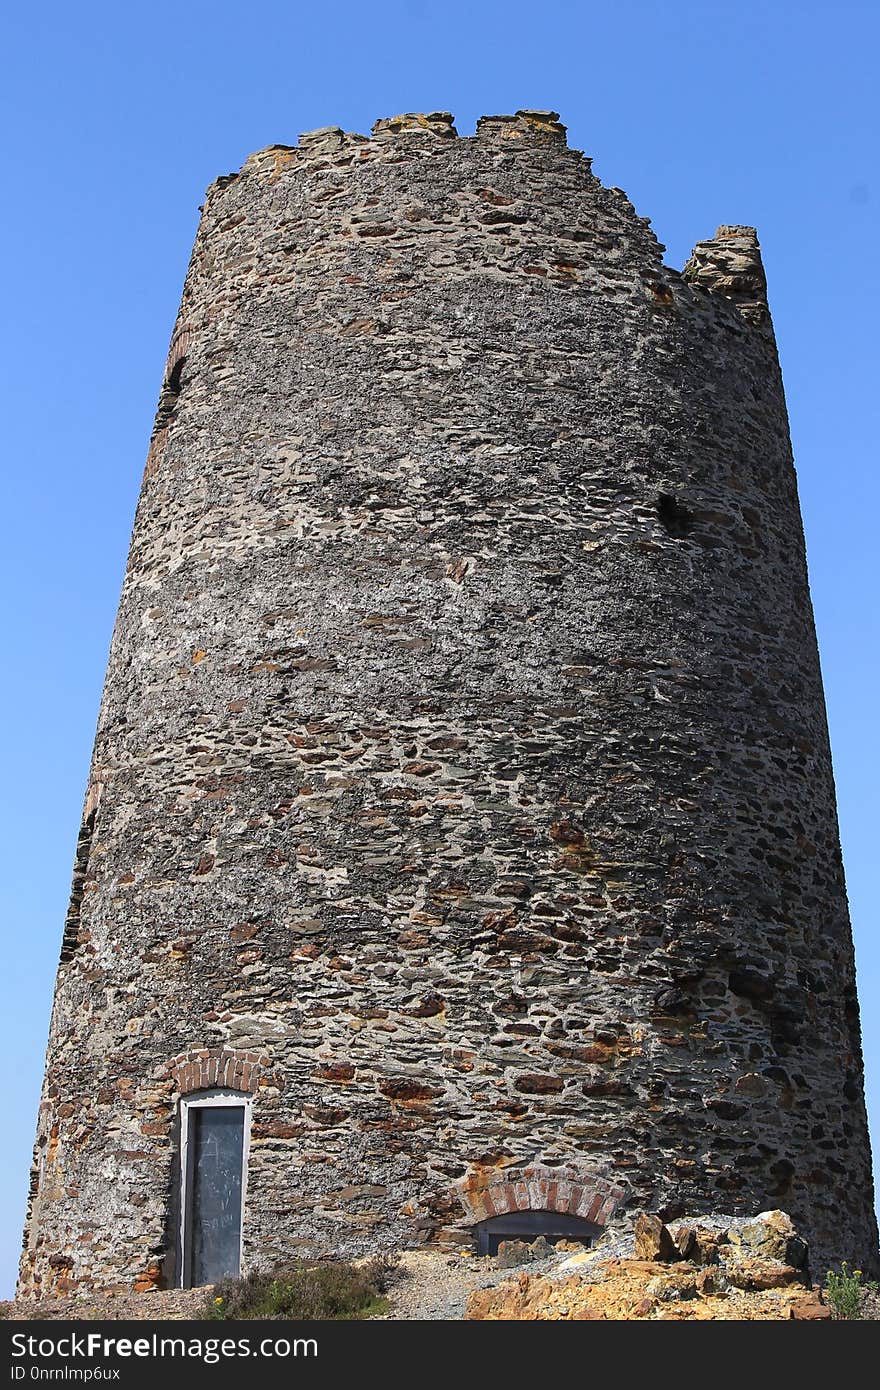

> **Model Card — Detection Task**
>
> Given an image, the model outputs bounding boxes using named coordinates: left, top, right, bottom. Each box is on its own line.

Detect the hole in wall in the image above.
left=657, top=493, right=693, bottom=538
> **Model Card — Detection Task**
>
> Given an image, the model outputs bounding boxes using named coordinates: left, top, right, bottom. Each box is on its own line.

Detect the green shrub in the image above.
left=824, top=1262, right=878, bottom=1320
left=205, top=1256, right=398, bottom=1321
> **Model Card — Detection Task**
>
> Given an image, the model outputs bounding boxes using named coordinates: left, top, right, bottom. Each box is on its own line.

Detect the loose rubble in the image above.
left=466, top=1211, right=836, bottom=1319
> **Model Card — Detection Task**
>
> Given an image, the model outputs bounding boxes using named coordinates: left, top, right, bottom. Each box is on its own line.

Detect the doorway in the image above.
left=179, top=1091, right=251, bottom=1287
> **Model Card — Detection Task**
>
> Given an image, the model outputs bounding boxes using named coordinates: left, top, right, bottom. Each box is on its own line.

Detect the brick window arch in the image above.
left=455, top=1164, right=625, bottom=1233
left=170, top=1047, right=269, bottom=1097
left=152, top=325, right=194, bottom=442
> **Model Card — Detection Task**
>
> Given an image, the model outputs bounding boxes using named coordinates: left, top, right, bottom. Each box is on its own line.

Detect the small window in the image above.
left=179, top=1090, right=251, bottom=1288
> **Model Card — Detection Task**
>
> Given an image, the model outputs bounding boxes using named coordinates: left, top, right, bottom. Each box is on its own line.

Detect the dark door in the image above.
left=184, top=1106, right=245, bottom=1286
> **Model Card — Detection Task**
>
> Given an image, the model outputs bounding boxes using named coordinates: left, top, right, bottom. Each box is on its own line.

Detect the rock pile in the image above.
left=466, top=1211, right=832, bottom=1319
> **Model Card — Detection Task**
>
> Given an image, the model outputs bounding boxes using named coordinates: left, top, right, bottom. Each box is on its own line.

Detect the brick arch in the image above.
left=168, top=1047, right=270, bottom=1097
left=454, top=1164, right=625, bottom=1228
left=164, top=325, right=194, bottom=388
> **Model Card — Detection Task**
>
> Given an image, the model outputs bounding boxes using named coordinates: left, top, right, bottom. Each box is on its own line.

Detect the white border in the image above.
left=178, top=1088, right=252, bottom=1288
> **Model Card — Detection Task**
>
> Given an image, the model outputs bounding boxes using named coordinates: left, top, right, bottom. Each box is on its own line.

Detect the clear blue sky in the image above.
left=1, top=0, right=877, bottom=1298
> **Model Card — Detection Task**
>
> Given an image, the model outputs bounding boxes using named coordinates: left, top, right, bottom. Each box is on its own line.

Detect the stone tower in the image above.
left=20, top=109, right=877, bottom=1298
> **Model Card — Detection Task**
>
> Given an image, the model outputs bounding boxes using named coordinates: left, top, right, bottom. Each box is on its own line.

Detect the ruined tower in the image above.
left=20, top=110, right=877, bottom=1297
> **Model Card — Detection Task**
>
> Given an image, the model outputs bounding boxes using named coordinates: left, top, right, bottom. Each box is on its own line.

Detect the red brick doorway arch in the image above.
left=454, top=1164, right=625, bottom=1232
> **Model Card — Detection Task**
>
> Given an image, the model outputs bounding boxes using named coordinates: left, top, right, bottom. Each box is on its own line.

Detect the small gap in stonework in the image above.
left=58, top=808, right=97, bottom=963
left=657, top=492, right=693, bottom=538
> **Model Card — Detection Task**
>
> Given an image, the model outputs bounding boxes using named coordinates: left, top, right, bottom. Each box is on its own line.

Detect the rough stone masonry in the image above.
left=19, top=109, right=878, bottom=1297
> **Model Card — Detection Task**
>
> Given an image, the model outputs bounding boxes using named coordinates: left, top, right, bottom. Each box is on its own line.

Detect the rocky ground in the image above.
left=3, top=1212, right=877, bottom=1321
left=460, top=1211, right=879, bottom=1320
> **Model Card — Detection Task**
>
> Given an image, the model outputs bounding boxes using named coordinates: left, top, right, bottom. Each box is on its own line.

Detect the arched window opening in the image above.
left=155, top=355, right=188, bottom=432
left=473, top=1209, right=601, bottom=1256
left=167, top=354, right=187, bottom=396
left=178, top=1089, right=252, bottom=1288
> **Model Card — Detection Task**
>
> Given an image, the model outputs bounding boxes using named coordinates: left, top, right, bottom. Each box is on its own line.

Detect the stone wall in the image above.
left=19, top=109, right=877, bottom=1296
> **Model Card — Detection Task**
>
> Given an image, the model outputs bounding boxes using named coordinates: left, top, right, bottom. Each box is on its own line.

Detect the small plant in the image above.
left=362, top=1252, right=401, bottom=1294
left=824, top=1262, right=878, bottom=1320
left=205, top=1258, right=396, bottom=1321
